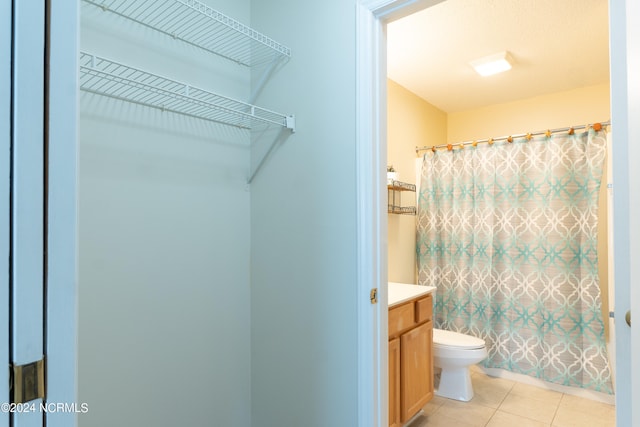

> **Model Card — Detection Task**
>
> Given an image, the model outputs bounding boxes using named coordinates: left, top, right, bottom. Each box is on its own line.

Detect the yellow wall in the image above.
left=447, top=83, right=610, bottom=143
left=387, top=79, right=447, bottom=284
left=388, top=81, right=611, bottom=332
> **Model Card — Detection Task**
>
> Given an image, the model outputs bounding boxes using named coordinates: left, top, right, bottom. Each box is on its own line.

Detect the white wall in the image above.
left=78, top=1, right=252, bottom=426
left=249, top=1, right=359, bottom=426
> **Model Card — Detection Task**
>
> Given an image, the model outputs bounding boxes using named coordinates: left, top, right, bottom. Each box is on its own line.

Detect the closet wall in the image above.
left=78, top=1, right=252, bottom=426
left=249, top=1, right=360, bottom=425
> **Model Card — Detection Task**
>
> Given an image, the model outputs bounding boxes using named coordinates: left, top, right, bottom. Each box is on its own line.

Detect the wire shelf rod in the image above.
left=82, top=0, right=290, bottom=67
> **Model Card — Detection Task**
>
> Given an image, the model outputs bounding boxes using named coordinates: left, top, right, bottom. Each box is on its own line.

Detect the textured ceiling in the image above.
left=386, top=0, right=610, bottom=113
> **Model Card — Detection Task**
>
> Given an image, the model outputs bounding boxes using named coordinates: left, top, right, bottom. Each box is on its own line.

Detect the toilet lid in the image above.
left=433, top=329, right=485, bottom=350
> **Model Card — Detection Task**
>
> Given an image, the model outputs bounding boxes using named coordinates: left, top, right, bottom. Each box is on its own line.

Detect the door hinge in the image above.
left=370, top=288, right=378, bottom=304
left=10, top=358, right=45, bottom=403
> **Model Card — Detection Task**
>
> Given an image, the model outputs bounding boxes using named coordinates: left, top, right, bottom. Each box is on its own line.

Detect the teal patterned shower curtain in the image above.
left=417, top=128, right=613, bottom=394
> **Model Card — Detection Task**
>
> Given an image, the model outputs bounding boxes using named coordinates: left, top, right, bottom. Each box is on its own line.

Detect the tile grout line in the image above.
left=482, top=378, right=517, bottom=426
left=549, top=393, right=567, bottom=426
left=483, top=407, right=499, bottom=427
left=495, top=380, right=562, bottom=426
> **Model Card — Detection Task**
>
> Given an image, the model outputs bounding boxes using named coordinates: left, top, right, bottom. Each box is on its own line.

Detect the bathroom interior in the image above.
left=386, top=0, right=615, bottom=426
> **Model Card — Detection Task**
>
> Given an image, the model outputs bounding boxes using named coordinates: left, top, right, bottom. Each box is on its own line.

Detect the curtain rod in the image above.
left=415, top=120, right=611, bottom=154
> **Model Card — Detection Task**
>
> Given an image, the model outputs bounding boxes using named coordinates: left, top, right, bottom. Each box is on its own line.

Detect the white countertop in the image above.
left=388, top=282, right=436, bottom=308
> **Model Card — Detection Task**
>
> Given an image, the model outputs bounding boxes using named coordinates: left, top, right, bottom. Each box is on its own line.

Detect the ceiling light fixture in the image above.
left=470, top=51, right=513, bottom=77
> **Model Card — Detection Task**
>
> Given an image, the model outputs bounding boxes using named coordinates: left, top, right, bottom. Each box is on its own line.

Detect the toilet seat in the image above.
left=433, top=328, right=485, bottom=350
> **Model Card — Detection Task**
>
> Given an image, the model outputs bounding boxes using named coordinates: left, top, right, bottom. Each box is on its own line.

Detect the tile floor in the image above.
left=408, top=369, right=615, bottom=427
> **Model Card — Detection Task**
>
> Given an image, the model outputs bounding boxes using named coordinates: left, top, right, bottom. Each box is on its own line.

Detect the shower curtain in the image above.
left=417, top=128, right=613, bottom=394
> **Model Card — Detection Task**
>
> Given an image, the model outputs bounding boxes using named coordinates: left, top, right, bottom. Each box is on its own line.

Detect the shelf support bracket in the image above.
left=285, top=115, right=296, bottom=133
left=247, top=126, right=293, bottom=184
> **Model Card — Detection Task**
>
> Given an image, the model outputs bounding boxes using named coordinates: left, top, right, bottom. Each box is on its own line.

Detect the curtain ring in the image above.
left=488, top=138, right=494, bottom=146
left=593, top=122, right=603, bottom=132
left=431, top=146, right=436, bottom=153
left=525, top=133, right=532, bottom=141
left=507, top=136, right=513, bottom=143
left=568, top=127, right=575, bottom=135
left=545, top=130, right=552, bottom=138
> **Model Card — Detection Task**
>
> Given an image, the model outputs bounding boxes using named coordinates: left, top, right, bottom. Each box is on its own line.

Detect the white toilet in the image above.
left=433, top=328, right=487, bottom=402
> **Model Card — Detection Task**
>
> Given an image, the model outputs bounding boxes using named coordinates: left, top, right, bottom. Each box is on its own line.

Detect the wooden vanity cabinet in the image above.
left=388, top=293, right=433, bottom=426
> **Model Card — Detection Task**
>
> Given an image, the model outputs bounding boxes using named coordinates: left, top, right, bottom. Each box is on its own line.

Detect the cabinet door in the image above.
left=400, top=321, right=433, bottom=422
left=388, top=338, right=401, bottom=427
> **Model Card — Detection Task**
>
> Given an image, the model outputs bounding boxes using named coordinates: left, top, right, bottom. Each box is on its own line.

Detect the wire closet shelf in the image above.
left=79, top=52, right=294, bottom=130
left=81, top=0, right=291, bottom=68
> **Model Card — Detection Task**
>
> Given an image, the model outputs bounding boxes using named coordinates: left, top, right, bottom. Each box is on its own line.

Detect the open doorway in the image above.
left=354, top=0, right=635, bottom=426
left=388, top=0, right=614, bottom=390
left=386, top=0, right=615, bottom=421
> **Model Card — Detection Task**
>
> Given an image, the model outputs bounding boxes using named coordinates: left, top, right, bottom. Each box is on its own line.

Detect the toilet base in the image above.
left=435, top=366, right=474, bottom=401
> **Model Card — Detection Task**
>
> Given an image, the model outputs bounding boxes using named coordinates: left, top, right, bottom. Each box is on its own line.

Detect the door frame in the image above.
left=610, top=1, right=640, bottom=426
left=355, top=1, right=444, bottom=426
left=355, top=0, right=637, bottom=425
left=628, top=1, right=640, bottom=424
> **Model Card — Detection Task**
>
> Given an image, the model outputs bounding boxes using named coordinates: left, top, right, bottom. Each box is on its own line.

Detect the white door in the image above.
left=2, top=1, right=78, bottom=425
left=1, top=0, right=49, bottom=425
left=9, top=0, right=46, bottom=426
left=3, top=1, right=78, bottom=425
left=1, top=0, right=12, bottom=425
